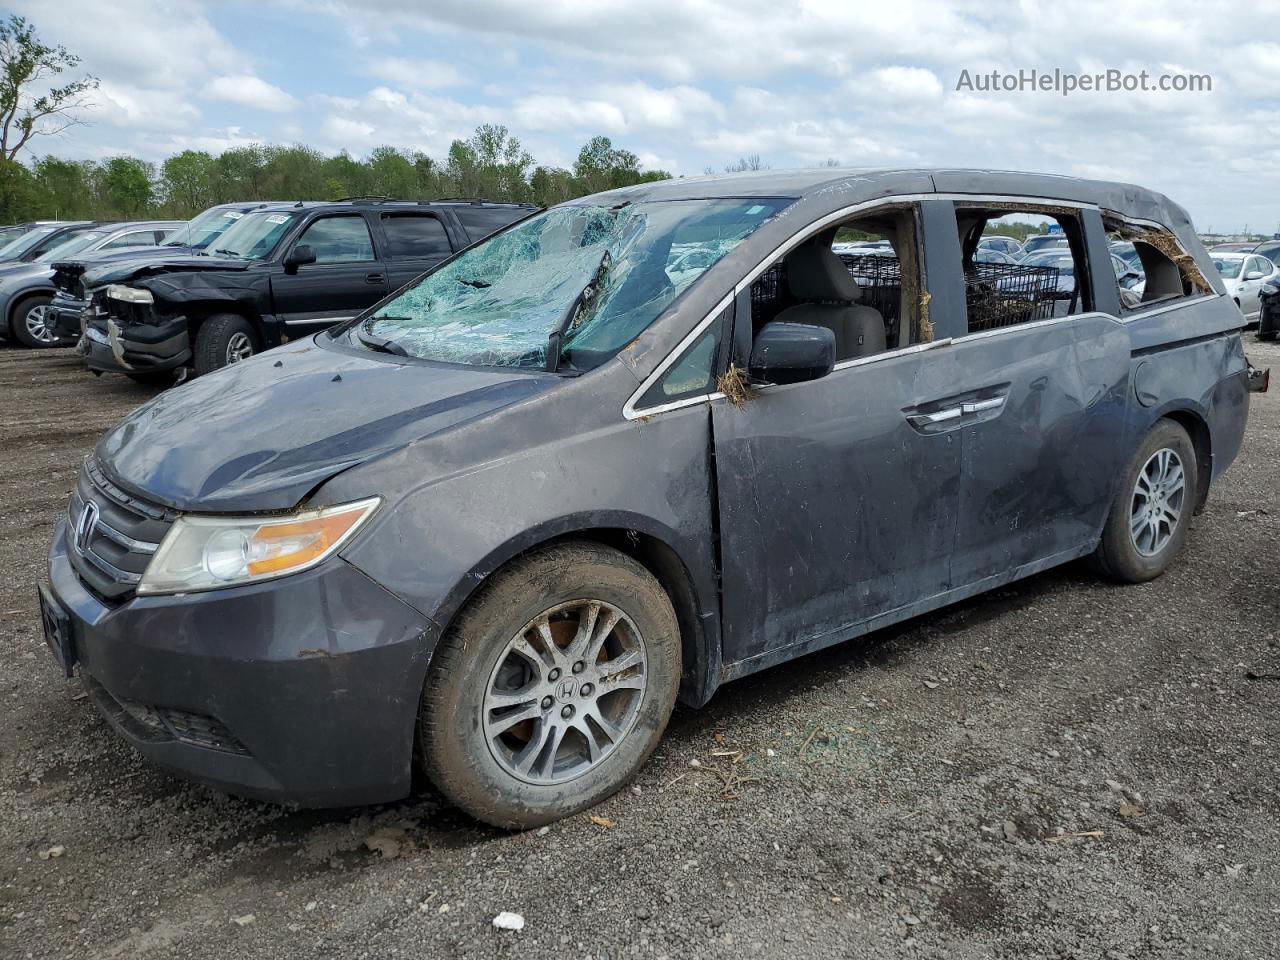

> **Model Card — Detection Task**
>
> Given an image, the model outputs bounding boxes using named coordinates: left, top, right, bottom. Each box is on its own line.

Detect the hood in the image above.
left=0, top=261, right=53, bottom=284
left=95, top=335, right=556, bottom=512
left=51, top=245, right=196, bottom=295
left=82, top=253, right=251, bottom=288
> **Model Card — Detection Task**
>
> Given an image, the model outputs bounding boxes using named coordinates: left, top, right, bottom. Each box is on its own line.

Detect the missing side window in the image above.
left=954, top=204, right=1092, bottom=334
left=746, top=203, right=923, bottom=359
left=1103, top=214, right=1211, bottom=312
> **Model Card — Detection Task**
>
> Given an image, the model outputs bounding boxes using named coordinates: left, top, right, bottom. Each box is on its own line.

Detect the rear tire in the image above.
left=1093, top=419, right=1198, bottom=583
left=193, top=314, right=259, bottom=376
left=9, top=294, right=63, bottom=348
left=420, top=541, right=681, bottom=829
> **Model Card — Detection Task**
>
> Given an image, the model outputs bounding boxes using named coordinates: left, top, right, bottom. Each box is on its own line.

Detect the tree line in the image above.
left=0, top=125, right=674, bottom=223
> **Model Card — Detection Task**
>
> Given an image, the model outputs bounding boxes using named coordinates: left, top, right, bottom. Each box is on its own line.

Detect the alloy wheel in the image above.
left=482, top=599, right=647, bottom=785
left=1129, top=447, right=1185, bottom=557
left=24, top=304, right=57, bottom=345
left=225, top=331, right=254, bottom=364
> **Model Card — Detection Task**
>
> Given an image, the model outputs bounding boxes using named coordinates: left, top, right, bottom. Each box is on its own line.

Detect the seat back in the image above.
left=774, top=245, right=887, bottom=360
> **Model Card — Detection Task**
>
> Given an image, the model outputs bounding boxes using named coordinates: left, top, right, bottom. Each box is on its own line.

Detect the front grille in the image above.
left=67, top=459, right=176, bottom=602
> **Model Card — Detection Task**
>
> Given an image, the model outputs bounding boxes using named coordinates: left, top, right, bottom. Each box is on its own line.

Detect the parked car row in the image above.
left=2, top=198, right=538, bottom=385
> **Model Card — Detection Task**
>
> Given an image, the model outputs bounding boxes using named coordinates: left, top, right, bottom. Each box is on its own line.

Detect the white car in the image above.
left=1211, top=251, right=1277, bottom=322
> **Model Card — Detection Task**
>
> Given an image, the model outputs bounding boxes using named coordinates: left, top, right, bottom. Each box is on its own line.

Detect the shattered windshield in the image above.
left=355, top=198, right=789, bottom=370
left=209, top=211, right=298, bottom=260
left=167, top=207, right=247, bottom=249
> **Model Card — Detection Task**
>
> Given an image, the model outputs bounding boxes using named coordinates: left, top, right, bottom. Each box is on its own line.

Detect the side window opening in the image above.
left=953, top=207, right=1091, bottom=333
left=1102, top=214, right=1211, bottom=312
left=747, top=203, right=922, bottom=361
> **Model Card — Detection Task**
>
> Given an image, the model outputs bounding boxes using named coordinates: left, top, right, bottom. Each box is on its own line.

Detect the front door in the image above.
left=271, top=213, right=388, bottom=331
left=712, top=341, right=963, bottom=669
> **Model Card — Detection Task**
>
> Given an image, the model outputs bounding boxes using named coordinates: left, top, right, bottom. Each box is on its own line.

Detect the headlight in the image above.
left=106, top=284, right=154, bottom=304
left=137, top=497, right=380, bottom=595
left=1262, top=282, right=1280, bottom=297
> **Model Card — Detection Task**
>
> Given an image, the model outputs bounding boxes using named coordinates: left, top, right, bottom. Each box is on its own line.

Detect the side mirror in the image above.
left=1245, top=270, right=1266, bottom=281
left=284, top=244, right=316, bottom=273
left=748, top=321, right=835, bottom=386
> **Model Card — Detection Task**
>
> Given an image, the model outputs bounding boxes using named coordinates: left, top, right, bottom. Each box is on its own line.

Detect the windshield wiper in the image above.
left=546, top=249, right=612, bottom=373
left=456, top=277, right=491, bottom=289
left=212, top=248, right=242, bottom=258
left=356, top=317, right=409, bottom=357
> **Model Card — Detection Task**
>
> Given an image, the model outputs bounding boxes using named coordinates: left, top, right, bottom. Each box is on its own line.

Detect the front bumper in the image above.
left=46, top=518, right=435, bottom=806
left=80, top=315, right=191, bottom=374
left=48, top=293, right=87, bottom=341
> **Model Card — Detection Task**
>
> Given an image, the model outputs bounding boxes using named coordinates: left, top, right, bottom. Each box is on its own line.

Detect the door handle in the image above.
left=961, top=397, right=1004, bottom=415
left=907, top=396, right=1005, bottom=428
left=907, top=407, right=963, bottom=427
left=366, top=272, right=385, bottom=284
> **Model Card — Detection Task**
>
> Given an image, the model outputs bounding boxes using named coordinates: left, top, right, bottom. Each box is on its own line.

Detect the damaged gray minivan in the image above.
left=41, top=170, right=1261, bottom=827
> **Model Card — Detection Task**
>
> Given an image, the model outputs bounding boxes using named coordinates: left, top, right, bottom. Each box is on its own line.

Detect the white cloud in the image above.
left=12, top=0, right=1280, bottom=228
left=367, top=57, right=464, bottom=89
left=203, top=75, right=298, bottom=112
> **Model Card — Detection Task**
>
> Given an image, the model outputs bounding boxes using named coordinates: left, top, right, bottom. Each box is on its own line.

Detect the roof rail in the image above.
left=334, top=195, right=403, bottom=203
left=430, top=197, right=536, bottom=206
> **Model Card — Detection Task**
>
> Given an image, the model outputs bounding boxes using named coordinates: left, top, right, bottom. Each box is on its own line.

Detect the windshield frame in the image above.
left=332, top=195, right=794, bottom=375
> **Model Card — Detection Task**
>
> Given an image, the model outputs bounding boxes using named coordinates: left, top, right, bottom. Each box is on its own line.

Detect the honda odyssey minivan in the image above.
left=40, top=169, right=1257, bottom=828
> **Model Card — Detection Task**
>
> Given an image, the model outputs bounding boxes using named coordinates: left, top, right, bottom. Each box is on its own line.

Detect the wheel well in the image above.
left=6, top=289, right=51, bottom=330
left=183, top=306, right=258, bottom=341
left=457, top=529, right=717, bottom=707
left=1161, top=410, right=1212, bottom=513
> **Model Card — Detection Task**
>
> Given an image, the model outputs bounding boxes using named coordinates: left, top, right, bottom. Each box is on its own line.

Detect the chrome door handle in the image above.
left=907, top=406, right=963, bottom=427
left=961, top=397, right=1005, bottom=415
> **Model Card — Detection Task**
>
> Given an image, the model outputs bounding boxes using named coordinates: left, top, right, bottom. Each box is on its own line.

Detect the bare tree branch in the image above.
left=0, top=15, right=98, bottom=161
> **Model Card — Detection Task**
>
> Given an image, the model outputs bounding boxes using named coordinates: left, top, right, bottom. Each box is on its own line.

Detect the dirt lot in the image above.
left=2, top=341, right=1279, bottom=960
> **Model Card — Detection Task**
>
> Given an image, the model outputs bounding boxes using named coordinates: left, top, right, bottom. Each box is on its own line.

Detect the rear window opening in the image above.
left=1102, top=214, right=1211, bottom=312
left=748, top=204, right=923, bottom=360
left=953, top=207, right=1092, bottom=333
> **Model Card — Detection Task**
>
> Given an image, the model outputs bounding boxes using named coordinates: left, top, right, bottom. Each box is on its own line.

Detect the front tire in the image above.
left=9, top=294, right=63, bottom=348
left=420, top=541, right=681, bottom=829
left=193, top=314, right=259, bottom=376
left=1093, top=419, right=1198, bottom=583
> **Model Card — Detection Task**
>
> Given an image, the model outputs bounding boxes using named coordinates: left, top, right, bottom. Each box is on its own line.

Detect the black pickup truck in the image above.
left=75, top=198, right=538, bottom=383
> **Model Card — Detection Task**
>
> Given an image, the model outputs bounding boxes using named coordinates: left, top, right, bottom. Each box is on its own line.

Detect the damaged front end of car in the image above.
left=77, top=257, right=259, bottom=378
left=80, top=281, right=193, bottom=376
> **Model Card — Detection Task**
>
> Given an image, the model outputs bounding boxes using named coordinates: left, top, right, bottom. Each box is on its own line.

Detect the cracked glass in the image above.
left=355, top=198, right=789, bottom=370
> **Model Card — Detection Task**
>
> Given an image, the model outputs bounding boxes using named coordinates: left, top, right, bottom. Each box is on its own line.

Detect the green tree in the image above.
left=0, top=157, right=38, bottom=220
left=161, top=150, right=216, bottom=215
left=215, top=144, right=267, bottom=200
left=573, top=135, right=669, bottom=194
left=31, top=155, right=92, bottom=218
left=319, top=149, right=369, bottom=199
left=102, top=155, right=152, bottom=215
left=367, top=145, right=419, bottom=198
left=0, top=15, right=98, bottom=160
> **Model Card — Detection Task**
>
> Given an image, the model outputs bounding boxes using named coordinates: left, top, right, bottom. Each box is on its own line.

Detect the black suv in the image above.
left=77, top=198, right=538, bottom=382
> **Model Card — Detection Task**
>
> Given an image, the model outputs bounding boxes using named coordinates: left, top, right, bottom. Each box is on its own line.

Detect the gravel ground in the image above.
left=2, top=341, right=1279, bottom=960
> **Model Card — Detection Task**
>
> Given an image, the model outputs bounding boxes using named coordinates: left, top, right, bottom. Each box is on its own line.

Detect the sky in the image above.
left=8, top=0, right=1280, bottom=234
